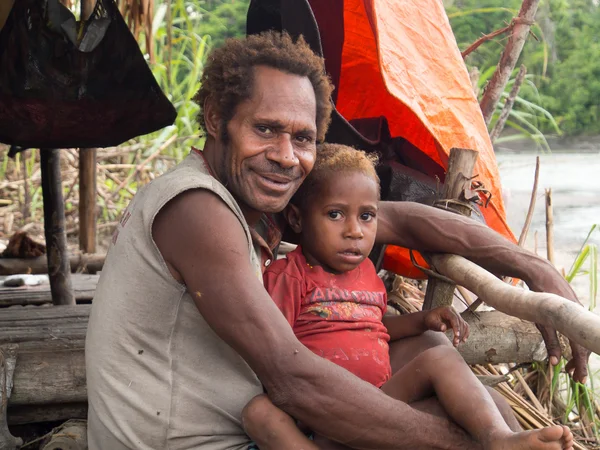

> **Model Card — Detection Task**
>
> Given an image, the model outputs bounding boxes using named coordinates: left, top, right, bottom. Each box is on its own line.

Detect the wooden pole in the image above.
left=79, top=0, right=98, bottom=254
left=489, top=65, right=528, bottom=143
left=423, top=148, right=479, bottom=310
left=545, top=188, right=555, bottom=265
left=480, top=0, right=541, bottom=126
left=431, top=253, right=600, bottom=354
left=40, top=149, right=75, bottom=306
left=0, top=345, right=22, bottom=450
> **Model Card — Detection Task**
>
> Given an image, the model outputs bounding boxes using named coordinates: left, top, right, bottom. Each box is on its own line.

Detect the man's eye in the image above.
left=296, top=135, right=313, bottom=144
left=361, top=212, right=375, bottom=221
left=328, top=211, right=342, bottom=220
left=257, top=126, right=272, bottom=135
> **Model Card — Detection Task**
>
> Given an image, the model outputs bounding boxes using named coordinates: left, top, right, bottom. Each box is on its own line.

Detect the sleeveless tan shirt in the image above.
left=86, top=151, right=263, bottom=449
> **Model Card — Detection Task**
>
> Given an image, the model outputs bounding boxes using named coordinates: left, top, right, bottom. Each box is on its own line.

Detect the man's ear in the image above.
left=203, top=97, right=220, bottom=138
left=284, top=204, right=302, bottom=234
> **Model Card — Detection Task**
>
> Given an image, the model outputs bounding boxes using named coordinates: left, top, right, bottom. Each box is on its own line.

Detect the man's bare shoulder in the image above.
left=153, top=189, right=251, bottom=281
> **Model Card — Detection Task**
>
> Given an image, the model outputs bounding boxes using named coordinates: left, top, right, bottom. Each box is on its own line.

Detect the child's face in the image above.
left=296, top=171, right=379, bottom=274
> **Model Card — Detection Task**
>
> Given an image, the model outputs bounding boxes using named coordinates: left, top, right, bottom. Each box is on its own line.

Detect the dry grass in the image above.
left=0, top=144, right=178, bottom=252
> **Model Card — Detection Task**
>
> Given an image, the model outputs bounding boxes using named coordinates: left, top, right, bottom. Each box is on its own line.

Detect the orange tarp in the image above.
left=331, top=0, right=516, bottom=276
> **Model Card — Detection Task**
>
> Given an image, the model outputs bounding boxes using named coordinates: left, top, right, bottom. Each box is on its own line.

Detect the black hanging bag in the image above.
left=0, top=0, right=177, bottom=151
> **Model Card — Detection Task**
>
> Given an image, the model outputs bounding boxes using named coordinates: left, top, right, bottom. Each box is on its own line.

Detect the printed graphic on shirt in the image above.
left=301, top=287, right=386, bottom=322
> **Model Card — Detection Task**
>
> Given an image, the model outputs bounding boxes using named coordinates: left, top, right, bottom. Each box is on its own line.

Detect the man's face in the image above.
left=217, top=66, right=318, bottom=215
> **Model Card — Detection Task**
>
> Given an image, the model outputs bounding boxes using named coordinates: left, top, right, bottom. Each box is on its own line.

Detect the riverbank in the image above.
left=495, top=135, right=600, bottom=154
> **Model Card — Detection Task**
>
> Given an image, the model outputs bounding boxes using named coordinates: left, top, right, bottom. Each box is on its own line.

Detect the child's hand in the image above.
left=423, top=306, right=469, bottom=346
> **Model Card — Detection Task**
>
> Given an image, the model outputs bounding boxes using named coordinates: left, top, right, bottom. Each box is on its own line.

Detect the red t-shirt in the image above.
left=264, top=247, right=391, bottom=387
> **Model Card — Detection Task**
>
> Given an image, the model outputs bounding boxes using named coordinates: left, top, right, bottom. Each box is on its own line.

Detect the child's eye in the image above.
left=328, top=211, right=342, bottom=220
left=360, top=212, right=376, bottom=222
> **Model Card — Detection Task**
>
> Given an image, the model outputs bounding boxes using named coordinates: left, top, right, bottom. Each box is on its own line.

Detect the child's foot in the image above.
left=487, top=426, right=573, bottom=450
left=242, top=394, right=318, bottom=450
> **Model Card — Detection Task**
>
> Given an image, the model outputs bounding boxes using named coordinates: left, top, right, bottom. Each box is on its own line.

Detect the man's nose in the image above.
left=267, top=135, right=299, bottom=168
left=345, top=219, right=364, bottom=239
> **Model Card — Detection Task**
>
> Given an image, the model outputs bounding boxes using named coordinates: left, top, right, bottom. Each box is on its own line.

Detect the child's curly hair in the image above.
left=292, top=143, right=380, bottom=209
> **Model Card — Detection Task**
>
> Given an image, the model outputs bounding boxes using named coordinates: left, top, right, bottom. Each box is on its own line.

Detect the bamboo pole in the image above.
left=79, top=0, right=98, bottom=254
left=40, top=149, right=75, bottom=306
left=480, top=0, right=541, bottom=126
left=518, top=156, right=540, bottom=247
left=489, top=65, right=528, bottom=143
left=423, top=148, right=478, bottom=310
left=545, top=188, right=555, bottom=265
left=431, top=254, right=600, bottom=354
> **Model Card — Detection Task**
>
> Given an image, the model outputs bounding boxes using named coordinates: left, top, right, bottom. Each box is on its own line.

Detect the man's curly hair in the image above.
left=195, top=31, right=334, bottom=142
left=292, top=143, right=380, bottom=210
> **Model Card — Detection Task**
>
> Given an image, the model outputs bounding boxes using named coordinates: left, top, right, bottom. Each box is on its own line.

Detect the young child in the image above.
left=243, top=143, right=573, bottom=450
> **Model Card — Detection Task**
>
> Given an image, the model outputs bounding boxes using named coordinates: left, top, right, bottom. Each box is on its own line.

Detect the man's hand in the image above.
left=536, top=323, right=590, bottom=384
left=528, top=269, right=590, bottom=384
left=376, top=201, right=591, bottom=383
left=423, top=306, right=469, bottom=347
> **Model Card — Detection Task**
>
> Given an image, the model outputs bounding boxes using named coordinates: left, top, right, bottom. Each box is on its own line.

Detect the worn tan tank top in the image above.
left=86, top=151, right=262, bottom=449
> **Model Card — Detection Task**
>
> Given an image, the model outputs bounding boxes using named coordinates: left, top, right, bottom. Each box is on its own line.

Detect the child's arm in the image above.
left=382, top=306, right=469, bottom=346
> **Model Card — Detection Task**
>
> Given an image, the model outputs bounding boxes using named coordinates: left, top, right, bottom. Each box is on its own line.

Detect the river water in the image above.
left=497, top=151, right=599, bottom=301
left=496, top=151, right=600, bottom=381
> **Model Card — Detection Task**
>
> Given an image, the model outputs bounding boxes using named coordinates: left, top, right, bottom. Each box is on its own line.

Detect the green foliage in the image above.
left=446, top=0, right=600, bottom=136
left=199, top=0, right=249, bottom=50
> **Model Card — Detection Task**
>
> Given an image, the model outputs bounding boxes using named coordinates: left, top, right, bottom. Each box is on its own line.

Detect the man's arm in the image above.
left=376, top=201, right=589, bottom=383
left=153, top=190, right=479, bottom=450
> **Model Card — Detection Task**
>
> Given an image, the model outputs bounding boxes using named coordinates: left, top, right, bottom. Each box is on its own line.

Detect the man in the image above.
left=86, top=32, right=587, bottom=449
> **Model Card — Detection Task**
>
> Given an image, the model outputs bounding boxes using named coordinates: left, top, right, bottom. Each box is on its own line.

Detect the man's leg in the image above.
left=385, top=336, right=573, bottom=450
left=389, top=331, right=520, bottom=430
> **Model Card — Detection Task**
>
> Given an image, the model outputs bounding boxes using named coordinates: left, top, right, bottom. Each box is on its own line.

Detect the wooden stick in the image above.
left=461, top=22, right=514, bottom=59
left=545, top=188, right=555, bottom=265
left=480, top=0, right=541, bottom=126
left=40, top=149, right=75, bottom=306
left=490, top=65, right=528, bottom=143
left=513, top=369, right=546, bottom=413
left=20, top=151, right=30, bottom=222
left=0, top=345, right=22, bottom=449
left=424, top=148, right=478, bottom=310
left=78, top=0, right=99, bottom=255
left=518, top=156, right=540, bottom=246
left=431, top=253, right=600, bottom=354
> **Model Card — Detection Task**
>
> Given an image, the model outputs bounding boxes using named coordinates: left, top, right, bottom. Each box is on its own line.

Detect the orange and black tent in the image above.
left=248, top=0, right=516, bottom=278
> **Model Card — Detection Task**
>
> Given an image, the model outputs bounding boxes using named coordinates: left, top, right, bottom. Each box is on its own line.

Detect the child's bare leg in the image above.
left=242, top=394, right=318, bottom=450
left=381, top=346, right=573, bottom=450
left=389, top=331, right=521, bottom=431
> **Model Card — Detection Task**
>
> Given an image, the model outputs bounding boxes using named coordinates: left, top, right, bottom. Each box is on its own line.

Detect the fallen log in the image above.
left=432, top=254, right=600, bottom=354
left=0, top=253, right=105, bottom=276
left=0, top=274, right=98, bottom=307
left=41, top=419, right=87, bottom=450
left=457, top=311, right=549, bottom=365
